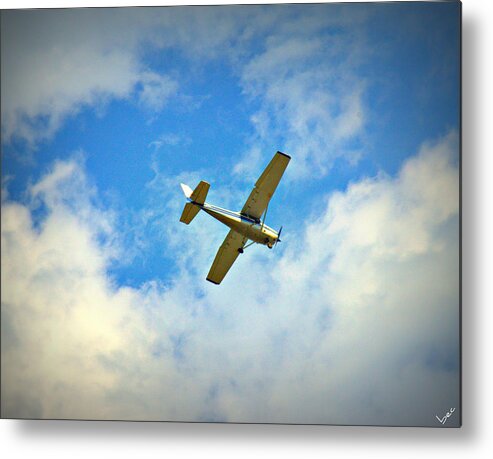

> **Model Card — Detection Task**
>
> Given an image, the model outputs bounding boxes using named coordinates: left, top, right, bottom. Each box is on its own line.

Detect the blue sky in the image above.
left=1, top=2, right=460, bottom=425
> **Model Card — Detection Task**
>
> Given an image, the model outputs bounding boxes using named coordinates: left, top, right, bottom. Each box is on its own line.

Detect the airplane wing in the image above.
left=240, top=151, right=291, bottom=221
left=206, top=230, right=247, bottom=285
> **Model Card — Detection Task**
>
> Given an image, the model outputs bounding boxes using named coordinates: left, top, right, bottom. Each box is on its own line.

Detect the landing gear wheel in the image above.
left=238, top=248, right=244, bottom=254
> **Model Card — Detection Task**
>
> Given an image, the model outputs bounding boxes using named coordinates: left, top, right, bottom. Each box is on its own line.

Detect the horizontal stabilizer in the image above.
left=180, top=202, right=200, bottom=224
left=190, top=180, right=210, bottom=205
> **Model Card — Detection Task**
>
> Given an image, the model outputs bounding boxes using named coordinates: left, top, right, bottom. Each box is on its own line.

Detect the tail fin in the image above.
left=180, top=183, right=193, bottom=199
left=179, top=181, right=210, bottom=224
left=190, top=180, right=209, bottom=205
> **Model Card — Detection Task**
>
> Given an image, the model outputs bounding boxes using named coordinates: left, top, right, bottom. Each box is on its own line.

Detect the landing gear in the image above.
left=238, top=247, right=244, bottom=254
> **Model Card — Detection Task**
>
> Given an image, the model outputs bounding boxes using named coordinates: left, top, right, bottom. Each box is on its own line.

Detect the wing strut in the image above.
left=243, top=240, right=256, bottom=251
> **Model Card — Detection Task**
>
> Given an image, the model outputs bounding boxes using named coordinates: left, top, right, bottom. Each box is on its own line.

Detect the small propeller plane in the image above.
left=179, top=151, right=291, bottom=284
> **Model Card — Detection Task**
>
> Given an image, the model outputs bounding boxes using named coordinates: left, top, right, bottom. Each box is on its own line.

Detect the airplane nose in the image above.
left=273, top=226, right=283, bottom=248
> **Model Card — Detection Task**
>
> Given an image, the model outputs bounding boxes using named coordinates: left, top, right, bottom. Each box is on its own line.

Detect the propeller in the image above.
left=274, top=226, right=283, bottom=247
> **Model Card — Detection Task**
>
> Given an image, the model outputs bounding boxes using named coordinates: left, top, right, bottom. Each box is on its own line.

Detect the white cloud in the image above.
left=148, top=132, right=191, bottom=151
left=0, top=6, right=267, bottom=148
left=235, top=7, right=369, bottom=180
left=138, top=71, right=178, bottom=112
left=2, top=5, right=370, bottom=181
left=1, top=132, right=459, bottom=425
left=0, top=9, right=180, bottom=147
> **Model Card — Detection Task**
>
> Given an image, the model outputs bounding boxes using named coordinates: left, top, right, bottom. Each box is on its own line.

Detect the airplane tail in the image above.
left=179, top=181, right=210, bottom=224
left=180, top=183, right=193, bottom=199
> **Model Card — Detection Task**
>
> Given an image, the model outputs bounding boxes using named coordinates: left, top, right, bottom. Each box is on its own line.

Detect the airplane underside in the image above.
left=179, top=151, right=290, bottom=284
left=202, top=204, right=277, bottom=248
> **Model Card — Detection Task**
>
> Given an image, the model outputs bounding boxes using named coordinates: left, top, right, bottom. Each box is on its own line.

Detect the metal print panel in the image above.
left=1, top=1, right=461, bottom=426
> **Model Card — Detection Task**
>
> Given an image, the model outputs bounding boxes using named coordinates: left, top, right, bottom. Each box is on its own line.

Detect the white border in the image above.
left=2, top=0, right=493, bottom=457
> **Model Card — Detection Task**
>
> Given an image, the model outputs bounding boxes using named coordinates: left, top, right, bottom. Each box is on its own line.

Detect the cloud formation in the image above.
left=236, top=8, right=369, bottom=179
left=1, top=131, right=459, bottom=425
left=1, top=9, right=179, bottom=147
left=2, top=5, right=368, bottom=181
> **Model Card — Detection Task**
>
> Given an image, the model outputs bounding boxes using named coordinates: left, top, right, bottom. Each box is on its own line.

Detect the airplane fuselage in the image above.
left=196, top=201, right=279, bottom=248
left=179, top=151, right=289, bottom=284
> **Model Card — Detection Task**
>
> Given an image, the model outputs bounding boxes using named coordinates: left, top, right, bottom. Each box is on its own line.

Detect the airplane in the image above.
left=179, top=151, right=291, bottom=285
